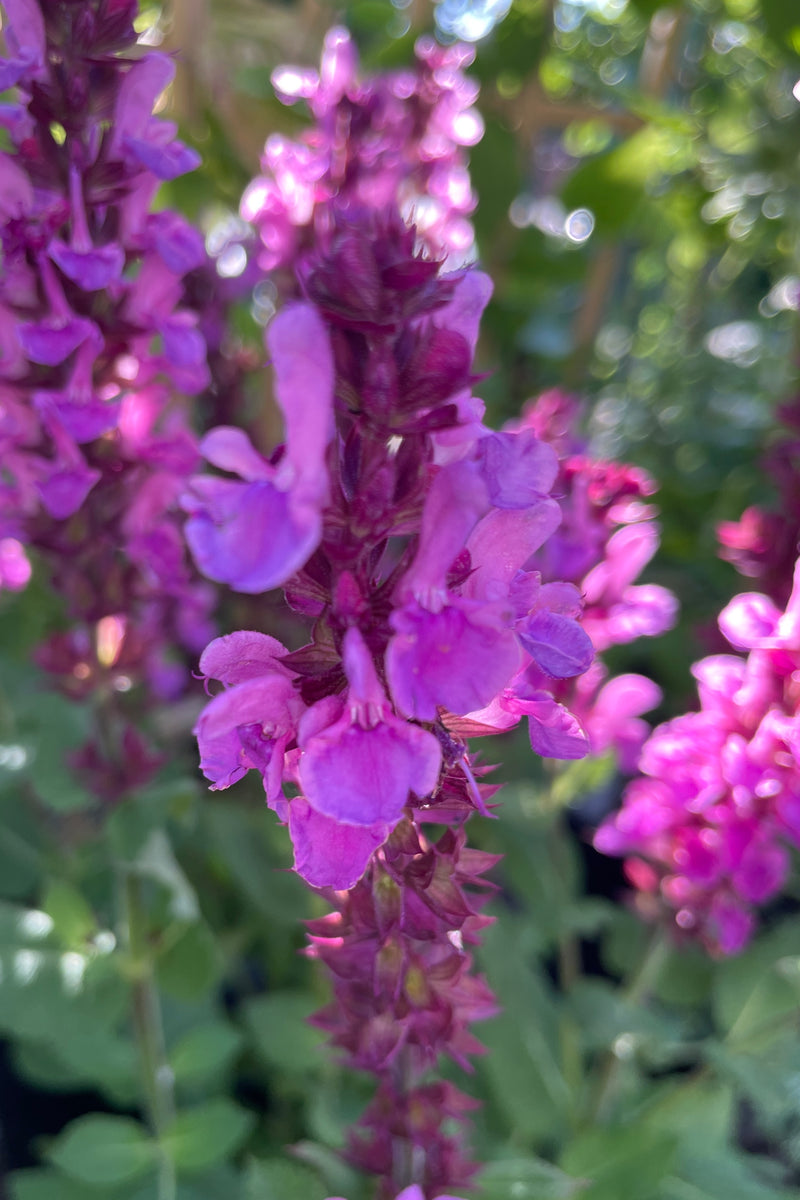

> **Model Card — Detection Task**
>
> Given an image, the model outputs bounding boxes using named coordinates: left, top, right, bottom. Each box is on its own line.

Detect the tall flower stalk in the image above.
left=186, top=30, right=596, bottom=1195
left=0, top=5, right=213, bottom=1189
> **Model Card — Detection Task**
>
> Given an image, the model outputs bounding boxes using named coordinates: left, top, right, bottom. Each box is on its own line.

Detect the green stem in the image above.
left=122, top=870, right=177, bottom=1200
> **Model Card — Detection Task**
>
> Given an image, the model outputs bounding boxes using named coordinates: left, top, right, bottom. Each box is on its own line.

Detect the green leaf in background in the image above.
left=0, top=901, right=127, bottom=1047
left=478, top=1155, right=586, bottom=1200
left=243, top=989, right=325, bottom=1076
left=0, top=787, right=43, bottom=898
left=162, top=1098, right=255, bottom=1173
left=170, top=1021, right=244, bottom=1089
left=476, top=918, right=569, bottom=1143
left=560, top=1125, right=677, bottom=1200
left=42, top=880, right=96, bottom=948
left=661, top=1151, right=798, bottom=1200
left=157, top=921, right=220, bottom=1002
left=10, top=1166, right=131, bottom=1200
left=46, top=1115, right=156, bottom=1187
left=12, top=691, right=93, bottom=813
left=560, top=125, right=695, bottom=237
left=470, top=115, right=520, bottom=244
left=245, top=1157, right=328, bottom=1200
left=712, top=918, right=800, bottom=1040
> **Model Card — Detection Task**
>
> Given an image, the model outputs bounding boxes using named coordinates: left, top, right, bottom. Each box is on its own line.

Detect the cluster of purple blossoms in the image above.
left=595, top=559, right=800, bottom=955
left=0, top=0, right=215, bottom=707
left=185, top=31, right=598, bottom=1194
left=467, top=388, right=677, bottom=770
left=188, top=270, right=596, bottom=889
left=0, top=0, right=207, bottom=555
left=241, top=27, right=483, bottom=274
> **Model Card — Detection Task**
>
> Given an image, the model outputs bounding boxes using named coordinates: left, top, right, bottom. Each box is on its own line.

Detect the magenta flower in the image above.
left=299, top=628, right=442, bottom=827
left=183, top=303, right=334, bottom=592
left=596, top=559, right=800, bottom=955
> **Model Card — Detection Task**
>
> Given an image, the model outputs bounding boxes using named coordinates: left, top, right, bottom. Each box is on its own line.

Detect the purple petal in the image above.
left=466, top=501, right=562, bottom=597
left=113, top=54, right=175, bottom=147
left=199, top=631, right=290, bottom=686
left=527, top=697, right=590, bottom=760
left=49, top=242, right=125, bottom=290
left=289, top=798, right=391, bottom=889
left=400, top=460, right=489, bottom=600
left=0, top=537, right=31, bottom=591
left=159, top=316, right=206, bottom=368
left=719, top=591, right=781, bottom=650
left=2, top=0, right=45, bottom=65
left=194, top=673, right=301, bottom=793
left=37, top=463, right=101, bottom=518
left=475, top=430, right=558, bottom=509
left=184, top=477, right=321, bottom=593
left=517, top=610, right=594, bottom=679
left=48, top=398, right=120, bottom=442
left=434, top=269, right=492, bottom=353
left=387, top=600, right=521, bottom=719
left=148, top=211, right=206, bottom=273
left=299, top=711, right=441, bottom=826
left=0, top=153, right=33, bottom=220
left=126, top=135, right=201, bottom=181
left=267, top=302, right=334, bottom=487
left=18, top=316, right=96, bottom=365
left=199, top=427, right=271, bottom=482
left=599, top=585, right=678, bottom=647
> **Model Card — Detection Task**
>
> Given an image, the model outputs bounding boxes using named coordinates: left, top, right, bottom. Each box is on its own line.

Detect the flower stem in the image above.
left=122, top=869, right=177, bottom=1200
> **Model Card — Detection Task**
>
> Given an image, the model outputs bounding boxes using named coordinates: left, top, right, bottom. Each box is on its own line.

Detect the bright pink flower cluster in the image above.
left=241, top=27, right=482, bottom=272
left=473, top=389, right=677, bottom=769
left=595, top=559, right=800, bottom=955
left=0, top=0, right=207, bottom=575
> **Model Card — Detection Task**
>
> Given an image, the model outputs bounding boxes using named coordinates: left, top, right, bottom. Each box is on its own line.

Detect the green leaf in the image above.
left=712, top=919, right=800, bottom=1039
left=243, top=990, right=325, bottom=1076
left=477, top=919, right=569, bottom=1142
left=471, top=115, right=520, bottom=244
left=759, top=0, right=800, bottom=55
left=9, top=1166, right=129, bottom=1200
left=662, top=1150, right=796, bottom=1200
left=0, top=902, right=127, bottom=1046
left=560, top=1125, right=677, bottom=1200
left=42, top=880, right=96, bottom=947
left=561, top=126, right=695, bottom=237
left=245, top=1158, right=328, bottom=1200
left=47, top=1115, right=155, bottom=1187
left=157, top=922, right=220, bottom=1002
left=170, top=1021, right=244, bottom=1088
left=163, top=1099, right=255, bottom=1173
left=479, top=1155, right=586, bottom=1200
left=17, top=692, right=93, bottom=812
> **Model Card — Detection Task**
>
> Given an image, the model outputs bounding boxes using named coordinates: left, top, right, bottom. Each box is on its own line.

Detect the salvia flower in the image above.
left=0, top=0, right=208, bottom=550
left=242, top=27, right=483, bottom=272
left=595, top=557, right=800, bottom=955
left=187, top=29, right=597, bottom=1196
